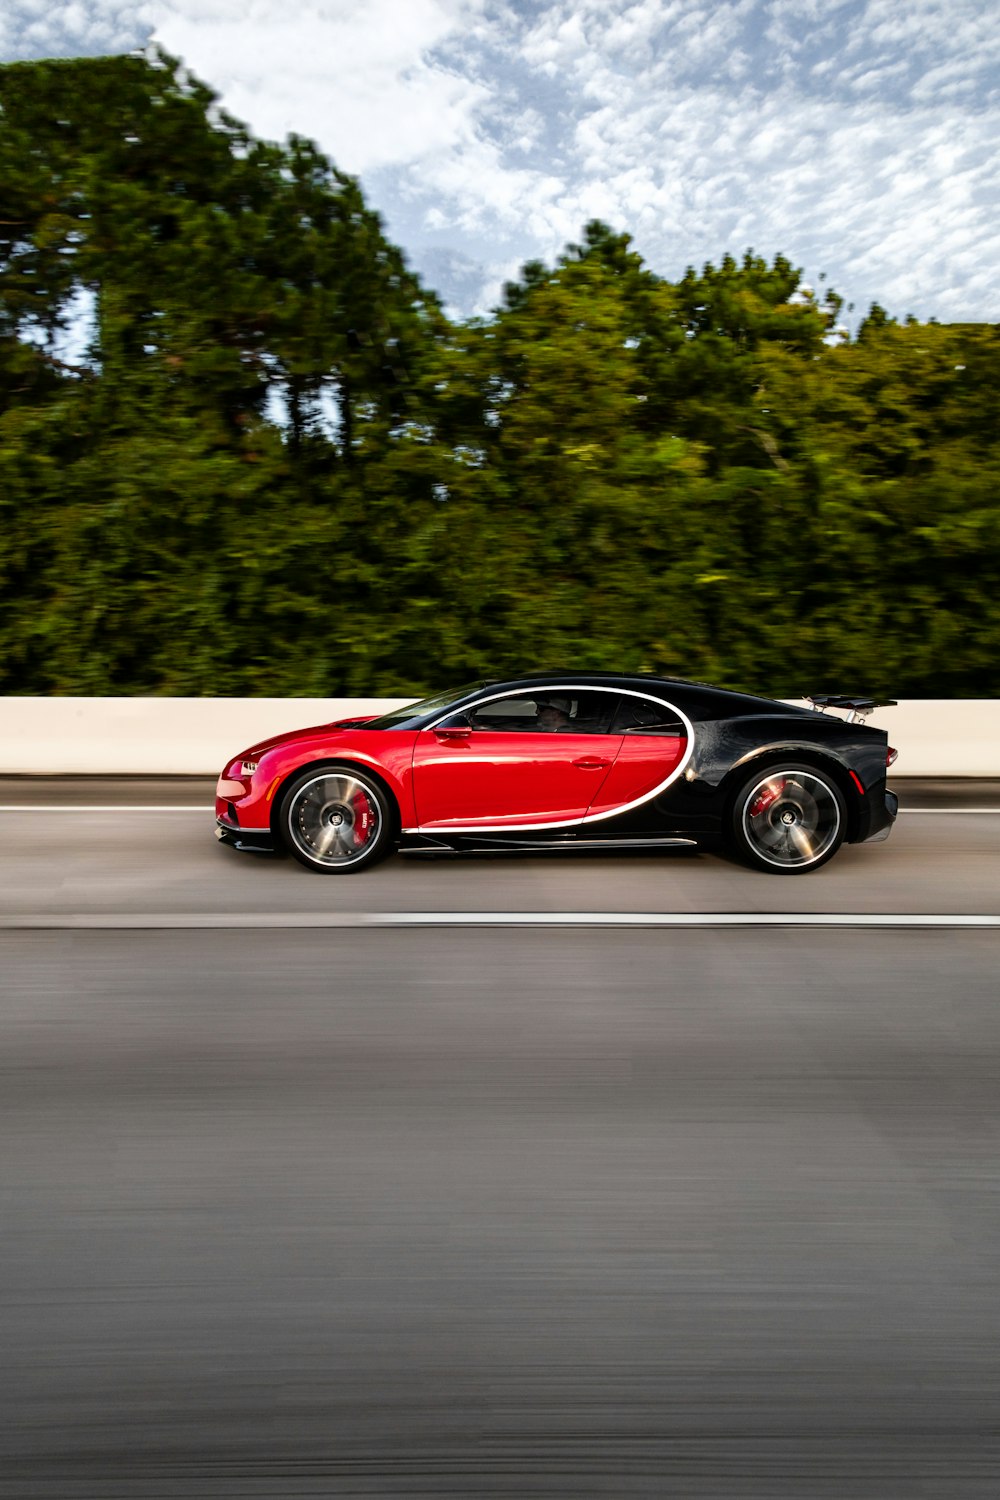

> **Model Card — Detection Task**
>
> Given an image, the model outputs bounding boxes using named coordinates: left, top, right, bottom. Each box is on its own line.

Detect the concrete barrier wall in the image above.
left=0, top=698, right=414, bottom=776
left=1, top=696, right=997, bottom=776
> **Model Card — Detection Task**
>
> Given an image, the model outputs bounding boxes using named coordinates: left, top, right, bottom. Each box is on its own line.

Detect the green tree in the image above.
left=3, top=55, right=1000, bottom=698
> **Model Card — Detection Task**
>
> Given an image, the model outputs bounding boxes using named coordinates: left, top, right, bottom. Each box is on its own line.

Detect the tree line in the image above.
left=2, top=53, right=999, bottom=697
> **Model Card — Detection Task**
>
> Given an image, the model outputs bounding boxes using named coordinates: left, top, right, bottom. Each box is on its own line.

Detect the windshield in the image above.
left=364, top=682, right=485, bottom=730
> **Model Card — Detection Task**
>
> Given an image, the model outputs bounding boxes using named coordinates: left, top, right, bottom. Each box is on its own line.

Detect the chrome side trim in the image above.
left=414, top=685, right=695, bottom=832
left=400, top=835, right=698, bottom=850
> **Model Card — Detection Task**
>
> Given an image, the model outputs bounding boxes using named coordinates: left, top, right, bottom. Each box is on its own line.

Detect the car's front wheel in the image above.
left=278, top=765, right=394, bottom=873
left=729, top=763, right=846, bottom=874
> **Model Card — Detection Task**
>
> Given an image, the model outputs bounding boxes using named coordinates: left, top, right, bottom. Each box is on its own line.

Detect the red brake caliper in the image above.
left=351, top=791, right=372, bottom=845
left=749, top=779, right=785, bottom=818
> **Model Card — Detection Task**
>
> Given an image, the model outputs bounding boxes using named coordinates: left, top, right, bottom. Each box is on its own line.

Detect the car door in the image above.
left=585, top=692, right=690, bottom=818
left=411, top=689, right=624, bottom=829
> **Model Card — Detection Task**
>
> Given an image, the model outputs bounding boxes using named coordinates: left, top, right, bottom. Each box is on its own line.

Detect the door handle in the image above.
left=572, top=757, right=611, bottom=770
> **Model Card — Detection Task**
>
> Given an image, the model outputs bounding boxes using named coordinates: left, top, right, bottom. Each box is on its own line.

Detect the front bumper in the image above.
left=215, top=817, right=276, bottom=854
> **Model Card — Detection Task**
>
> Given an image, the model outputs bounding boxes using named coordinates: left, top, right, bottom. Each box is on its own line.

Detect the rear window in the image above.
left=611, top=696, right=684, bottom=734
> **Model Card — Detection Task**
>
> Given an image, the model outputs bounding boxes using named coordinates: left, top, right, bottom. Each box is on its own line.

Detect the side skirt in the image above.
left=399, top=833, right=698, bottom=855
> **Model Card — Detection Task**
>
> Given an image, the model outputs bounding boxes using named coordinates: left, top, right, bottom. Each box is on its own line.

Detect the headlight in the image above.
left=241, top=760, right=259, bottom=776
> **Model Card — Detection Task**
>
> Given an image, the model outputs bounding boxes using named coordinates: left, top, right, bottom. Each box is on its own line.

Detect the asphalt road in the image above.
left=2, top=777, right=1000, bottom=920
left=2, top=784, right=1000, bottom=1496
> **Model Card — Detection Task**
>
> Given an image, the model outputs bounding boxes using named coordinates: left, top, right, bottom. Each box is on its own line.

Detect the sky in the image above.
left=3, top=0, right=999, bottom=325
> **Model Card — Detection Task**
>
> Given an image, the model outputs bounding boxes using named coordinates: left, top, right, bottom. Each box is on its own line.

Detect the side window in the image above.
left=611, top=695, right=684, bottom=735
left=468, top=697, right=538, bottom=731
left=456, top=691, right=621, bottom=734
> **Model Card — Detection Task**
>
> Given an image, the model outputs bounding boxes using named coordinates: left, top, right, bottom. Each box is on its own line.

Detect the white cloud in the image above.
left=2, top=0, right=998, bottom=323
left=0, top=0, right=158, bottom=57
left=149, top=0, right=490, bottom=172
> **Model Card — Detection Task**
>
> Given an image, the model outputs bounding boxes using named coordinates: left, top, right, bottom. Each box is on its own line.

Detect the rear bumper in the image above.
left=861, top=787, right=898, bottom=843
left=215, top=817, right=276, bottom=854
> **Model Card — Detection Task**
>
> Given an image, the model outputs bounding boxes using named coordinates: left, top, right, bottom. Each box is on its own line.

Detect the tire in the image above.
left=278, top=764, right=394, bottom=874
left=729, top=762, right=846, bottom=874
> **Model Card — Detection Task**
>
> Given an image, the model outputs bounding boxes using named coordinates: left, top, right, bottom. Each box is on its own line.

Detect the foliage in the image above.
left=2, top=55, right=999, bottom=697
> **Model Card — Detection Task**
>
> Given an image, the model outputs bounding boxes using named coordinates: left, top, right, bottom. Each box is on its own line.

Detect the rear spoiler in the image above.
left=807, top=695, right=896, bottom=724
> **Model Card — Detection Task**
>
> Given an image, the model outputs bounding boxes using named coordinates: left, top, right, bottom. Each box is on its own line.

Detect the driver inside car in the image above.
left=535, top=696, right=572, bottom=732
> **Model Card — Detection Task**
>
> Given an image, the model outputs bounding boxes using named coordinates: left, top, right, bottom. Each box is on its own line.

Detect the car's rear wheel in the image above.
left=278, top=765, right=394, bottom=873
left=729, top=763, right=846, bottom=874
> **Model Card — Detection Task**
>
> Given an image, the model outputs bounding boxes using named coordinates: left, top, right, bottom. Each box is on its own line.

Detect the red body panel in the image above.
left=411, top=729, right=623, bottom=828
left=586, top=734, right=688, bottom=816
left=214, top=720, right=689, bottom=837
left=215, top=727, right=419, bottom=829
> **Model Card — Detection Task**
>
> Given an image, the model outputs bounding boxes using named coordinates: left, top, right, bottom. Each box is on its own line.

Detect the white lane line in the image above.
left=1, top=912, right=998, bottom=930
left=3, top=805, right=1000, bottom=814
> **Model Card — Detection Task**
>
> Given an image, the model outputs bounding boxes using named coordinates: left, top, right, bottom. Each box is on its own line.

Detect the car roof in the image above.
left=481, top=671, right=726, bottom=695
left=486, top=671, right=691, bottom=688
left=473, top=672, right=801, bottom=714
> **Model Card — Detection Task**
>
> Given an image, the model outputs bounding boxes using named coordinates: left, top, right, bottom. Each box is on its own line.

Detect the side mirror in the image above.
left=434, top=713, right=472, bottom=740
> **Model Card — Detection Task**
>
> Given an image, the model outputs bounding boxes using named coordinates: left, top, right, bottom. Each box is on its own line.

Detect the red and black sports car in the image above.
left=215, top=674, right=898, bottom=875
